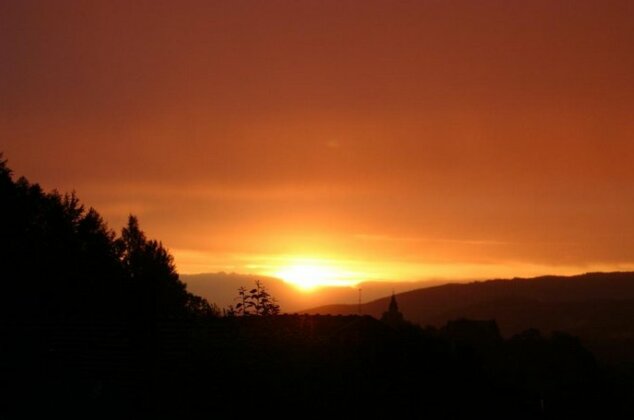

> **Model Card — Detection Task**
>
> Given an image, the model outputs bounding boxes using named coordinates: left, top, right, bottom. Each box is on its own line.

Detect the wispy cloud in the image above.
left=354, top=233, right=509, bottom=246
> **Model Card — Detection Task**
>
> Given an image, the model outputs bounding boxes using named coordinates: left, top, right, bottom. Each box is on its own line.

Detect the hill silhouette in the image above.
left=304, top=272, right=634, bottom=362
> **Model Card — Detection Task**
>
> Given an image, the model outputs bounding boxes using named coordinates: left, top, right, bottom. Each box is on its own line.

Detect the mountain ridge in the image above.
left=304, top=271, right=634, bottom=316
left=301, top=271, right=634, bottom=361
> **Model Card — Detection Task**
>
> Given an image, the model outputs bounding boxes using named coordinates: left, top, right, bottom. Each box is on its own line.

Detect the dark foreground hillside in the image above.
left=1, top=315, right=626, bottom=418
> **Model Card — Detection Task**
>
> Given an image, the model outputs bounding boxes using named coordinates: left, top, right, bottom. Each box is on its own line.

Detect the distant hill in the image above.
left=303, top=272, right=634, bottom=362
left=181, top=272, right=444, bottom=313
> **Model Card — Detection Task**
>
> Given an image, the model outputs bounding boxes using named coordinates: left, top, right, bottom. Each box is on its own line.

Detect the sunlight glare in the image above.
left=275, top=262, right=359, bottom=291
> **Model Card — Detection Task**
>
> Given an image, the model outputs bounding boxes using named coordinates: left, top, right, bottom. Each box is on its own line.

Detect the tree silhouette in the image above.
left=251, top=280, right=280, bottom=316
left=234, top=280, right=280, bottom=316
left=118, top=215, right=218, bottom=319
left=0, top=154, right=217, bottom=321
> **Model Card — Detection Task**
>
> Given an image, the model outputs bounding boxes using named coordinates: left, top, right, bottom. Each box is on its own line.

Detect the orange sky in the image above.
left=2, top=1, right=634, bottom=284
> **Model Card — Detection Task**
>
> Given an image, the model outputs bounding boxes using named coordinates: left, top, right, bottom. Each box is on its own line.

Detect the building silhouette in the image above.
left=381, top=292, right=405, bottom=328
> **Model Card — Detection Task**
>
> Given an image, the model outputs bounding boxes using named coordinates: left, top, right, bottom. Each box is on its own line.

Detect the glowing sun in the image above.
left=275, top=263, right=358, bottom=291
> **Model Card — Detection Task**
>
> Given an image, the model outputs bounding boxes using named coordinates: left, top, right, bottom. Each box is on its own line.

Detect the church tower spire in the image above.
left=381, top=291, right=405, bottom=328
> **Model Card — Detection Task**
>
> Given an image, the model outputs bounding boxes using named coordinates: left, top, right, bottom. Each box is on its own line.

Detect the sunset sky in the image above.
left=2, top=1, right=633, bottom=288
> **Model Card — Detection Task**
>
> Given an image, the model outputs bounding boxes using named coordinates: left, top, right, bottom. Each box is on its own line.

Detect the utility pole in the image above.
left=358, top=287, right=362, bottom=315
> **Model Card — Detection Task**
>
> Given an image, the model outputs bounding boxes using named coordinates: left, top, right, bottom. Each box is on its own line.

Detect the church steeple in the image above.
left=381, top=291, right=405, bottom=327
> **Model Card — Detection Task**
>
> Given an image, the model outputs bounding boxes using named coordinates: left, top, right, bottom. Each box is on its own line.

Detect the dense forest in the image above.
left=0, top=155, right=216, bottom=323
left=1, top=155, right=633, bottom=418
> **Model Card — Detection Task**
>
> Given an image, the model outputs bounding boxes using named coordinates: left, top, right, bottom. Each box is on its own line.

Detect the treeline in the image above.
left=0, top=155, right=217, bottom=322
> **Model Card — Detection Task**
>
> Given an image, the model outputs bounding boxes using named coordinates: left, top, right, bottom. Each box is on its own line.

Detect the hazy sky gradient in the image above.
left=2, top=1, right=633, bottom=282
